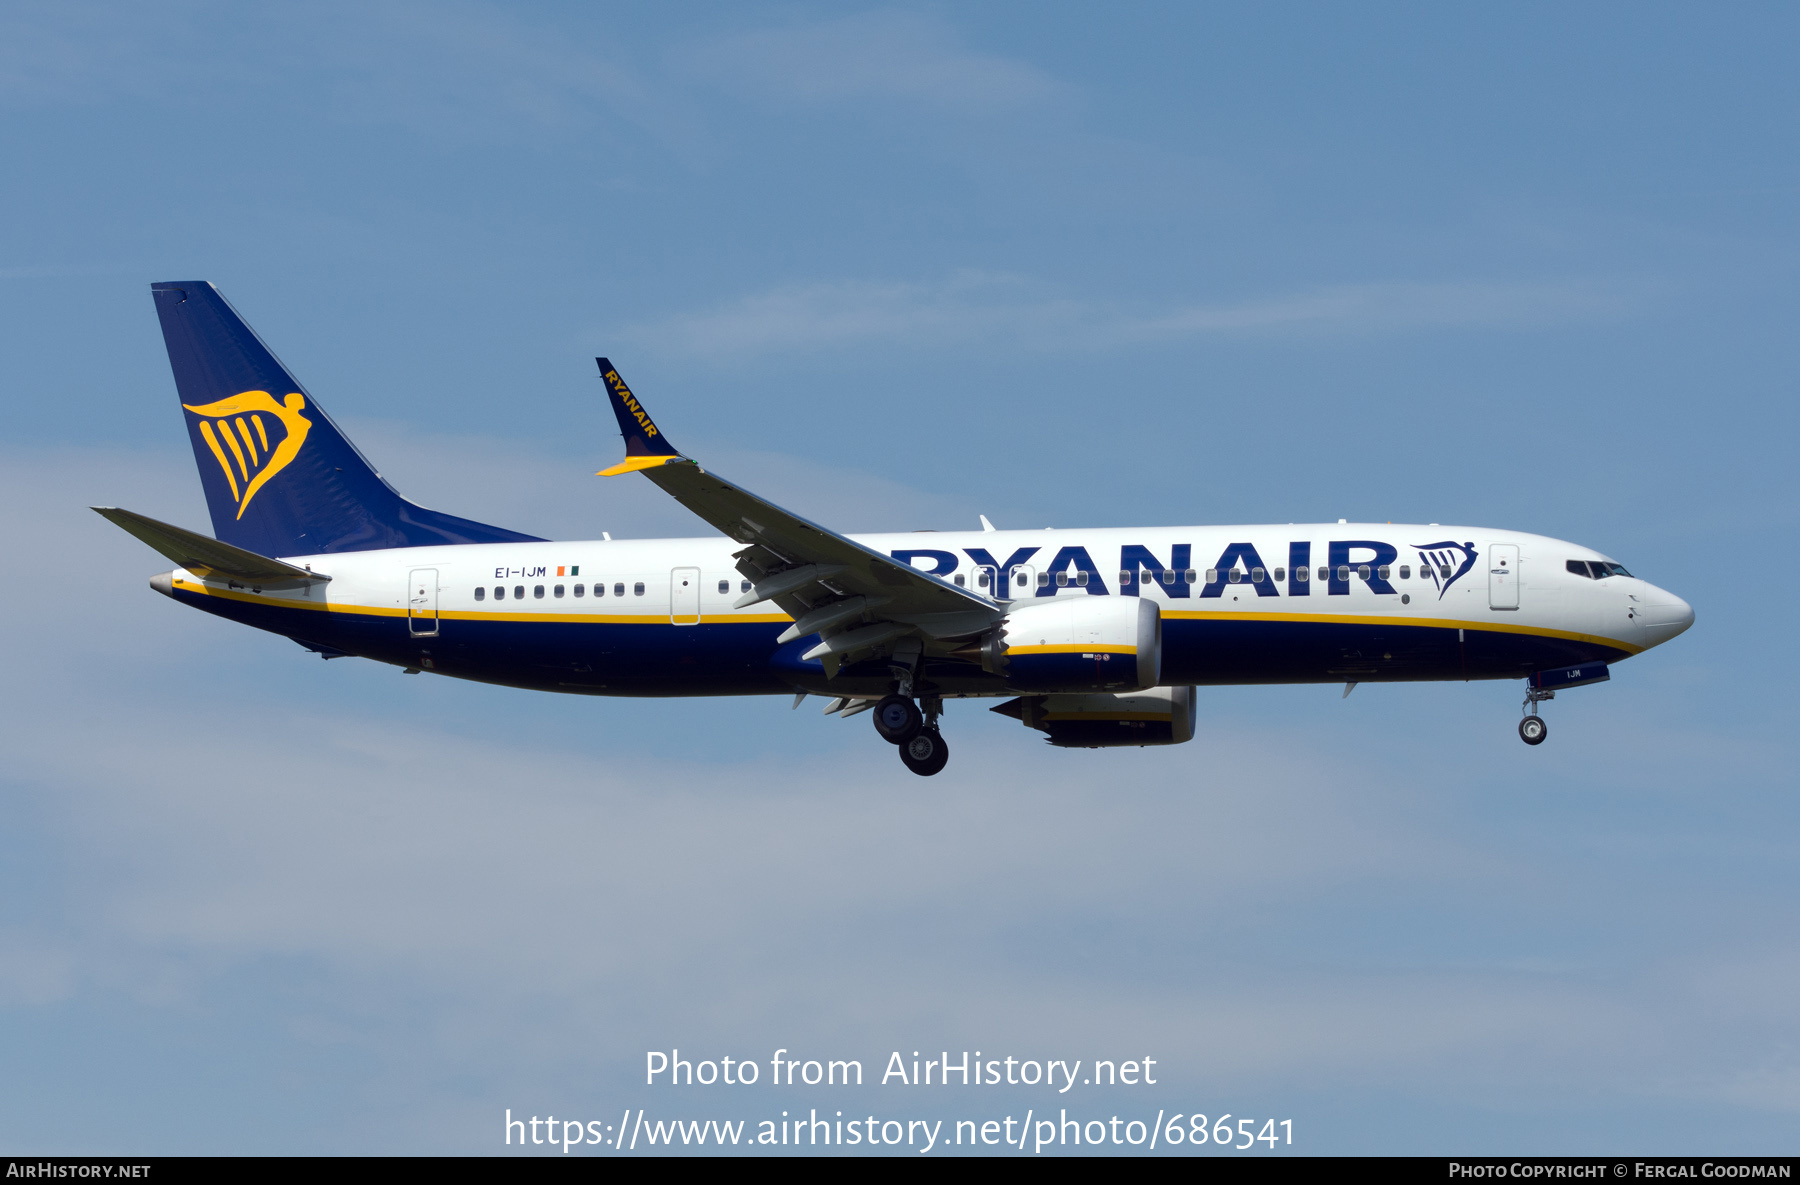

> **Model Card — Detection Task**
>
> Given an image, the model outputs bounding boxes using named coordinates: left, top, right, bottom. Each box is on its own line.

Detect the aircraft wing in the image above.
left=93, top=506, right=330, bottom=589
left=593, top=360, right=999, bottom=663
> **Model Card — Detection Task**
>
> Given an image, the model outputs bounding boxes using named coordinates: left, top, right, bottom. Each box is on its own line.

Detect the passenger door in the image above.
left=1008, top=563, right=1038, bottom=600
left=407, top=568, right=439, bottom=636
left=670, top=566, right=701, bottom=625
left=1488, top=544, right=1520, bottom=611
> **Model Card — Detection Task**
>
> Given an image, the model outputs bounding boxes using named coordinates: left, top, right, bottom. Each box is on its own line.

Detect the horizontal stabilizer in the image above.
left=92, top=506, right=329, bottom=589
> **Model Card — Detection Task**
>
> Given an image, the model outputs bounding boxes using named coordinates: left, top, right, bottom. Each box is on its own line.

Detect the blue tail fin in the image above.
left=152, top=282, right=545, bottom=555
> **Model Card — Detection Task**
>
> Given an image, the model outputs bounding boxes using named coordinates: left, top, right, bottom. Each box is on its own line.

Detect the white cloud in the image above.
left=0, top=2, right=165, bottom=108
left=618, top=272, right=1639, bottom=357
left=5, top=446, right=1794, bottom=1149
left=0, top=1, right=704, bottom=154
left=340, top=420, right=995, bottom=539
left=685, top=10, right=1060, bottom=113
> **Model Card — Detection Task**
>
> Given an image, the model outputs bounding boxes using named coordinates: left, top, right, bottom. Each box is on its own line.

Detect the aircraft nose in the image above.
left=1641, top=588, right=1694, bottom=643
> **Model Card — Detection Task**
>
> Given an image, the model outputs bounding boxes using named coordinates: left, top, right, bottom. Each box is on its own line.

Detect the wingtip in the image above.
left=597, top=455, right=680, bottom=477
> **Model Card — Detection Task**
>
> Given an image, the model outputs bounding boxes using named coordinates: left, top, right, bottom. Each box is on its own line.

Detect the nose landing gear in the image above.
left=1519, top=685, right=1552, bottom=745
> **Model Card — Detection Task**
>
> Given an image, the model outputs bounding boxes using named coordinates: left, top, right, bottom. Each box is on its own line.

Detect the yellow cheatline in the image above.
left=195, top=421, right=240, bottom=501
left=1159, top=608, right=1643, bottom=655
left=597, top=454, right=679, bottom=477
left=1008, top=643, right=1137, bottom=656
left=234, top=416, right=259, bottom=462
left=436, top=609, right=791, bottom=625
left=169, top=580, right=796, bottom=626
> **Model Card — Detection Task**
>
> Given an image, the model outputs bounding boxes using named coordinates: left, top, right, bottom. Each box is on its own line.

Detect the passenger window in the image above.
left=1377, top=565, right=1390, bottom=580
left=1119, top=570, right=1132, bottom=584
left=1357, top=565, right=1370, bottom=581
left=1037, top=572, right=1049, bottom=587
left=954, top=574, right=965, bottom=586
left=1318, top=567, right=1329, bottom=581
left=1161, top=570, right=1175, bottom=585
left=1055, top=571, right=1069, bottom=586
left=514, top=585, right=525, bottom=599
left=494, top=586, right=505, bottom=600
left=614, top=583, right=625, bottom=597
left=718, top=579, right=729, bottom=594
left=554, top=585, right=565, bottom=598
left=1252, top=567, right=1266, bottom=582
left=741, top=580, right=752, bottom=593
left=1294, top=566, right=1309, bottom=583
left=1180, top=569, right=1194, bottom=584
left=633, top=582, right=645, bottom=596
left=1337, top=566, right=1350, bottom=582
left=1399, top=565, right=1411, bottom=579
left=1227, top=568, right=1241, bottom=583
left=977, top=572, right=990, bottom=588
left=534, top=585, right=545, bottom=598
left=474, top=586, right=486, bottom=601
left=1206, top=569, right=1219, bottom=584
left=573, top=584, right=585, bottom=597
left=1274, top=567, right=1285, bottom=582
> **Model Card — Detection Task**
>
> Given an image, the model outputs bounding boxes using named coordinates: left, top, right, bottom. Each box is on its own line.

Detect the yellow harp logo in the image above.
left=182, top=391, right=314, bottom=519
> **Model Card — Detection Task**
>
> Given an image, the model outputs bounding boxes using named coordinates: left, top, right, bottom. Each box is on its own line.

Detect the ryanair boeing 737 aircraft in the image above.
left=98, top=282, right=1694, bottom=775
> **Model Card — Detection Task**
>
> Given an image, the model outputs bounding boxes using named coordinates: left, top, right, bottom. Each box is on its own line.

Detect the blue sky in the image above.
left=1, top=1, right=1795, bottom=1155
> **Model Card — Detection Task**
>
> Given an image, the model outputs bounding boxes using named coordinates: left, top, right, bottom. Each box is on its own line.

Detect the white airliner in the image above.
left=98, top=282, right=1694, bottom=775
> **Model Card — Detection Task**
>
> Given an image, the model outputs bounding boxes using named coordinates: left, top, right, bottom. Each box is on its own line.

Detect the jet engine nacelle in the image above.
left=993, top=685, right=1197, bottom=748
left=980, top=596, right=1160, bottom=692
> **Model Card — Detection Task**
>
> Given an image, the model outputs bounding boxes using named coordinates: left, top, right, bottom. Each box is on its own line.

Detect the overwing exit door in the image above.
left=671, top=567, right=701, bottom=625
left=408, top=568, right=439, bottom=636
left=1488, top=545, right=1519, bottom=610
left=1008, top=564, right=1038, bottom=600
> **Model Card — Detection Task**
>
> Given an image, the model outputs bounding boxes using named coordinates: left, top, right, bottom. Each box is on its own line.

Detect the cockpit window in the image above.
left=1567, top=560, right=1593, bottom=578
left=1600, top=562, right=1632, bottom=578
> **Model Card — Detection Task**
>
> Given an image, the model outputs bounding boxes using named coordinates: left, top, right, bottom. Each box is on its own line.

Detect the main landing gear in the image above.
left=900, top=727, right=950, bottom=776
left=871, top=694, right=922, bottom=744
left=868, top=643, right=950, bottom=776
left=1519, top=685, right=1552, bottom=746
left=871, top=692, right=949, bottom=776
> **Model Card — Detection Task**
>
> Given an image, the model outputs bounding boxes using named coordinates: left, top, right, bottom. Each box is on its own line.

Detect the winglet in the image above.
left=595, top=358, right=682, bottom=476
